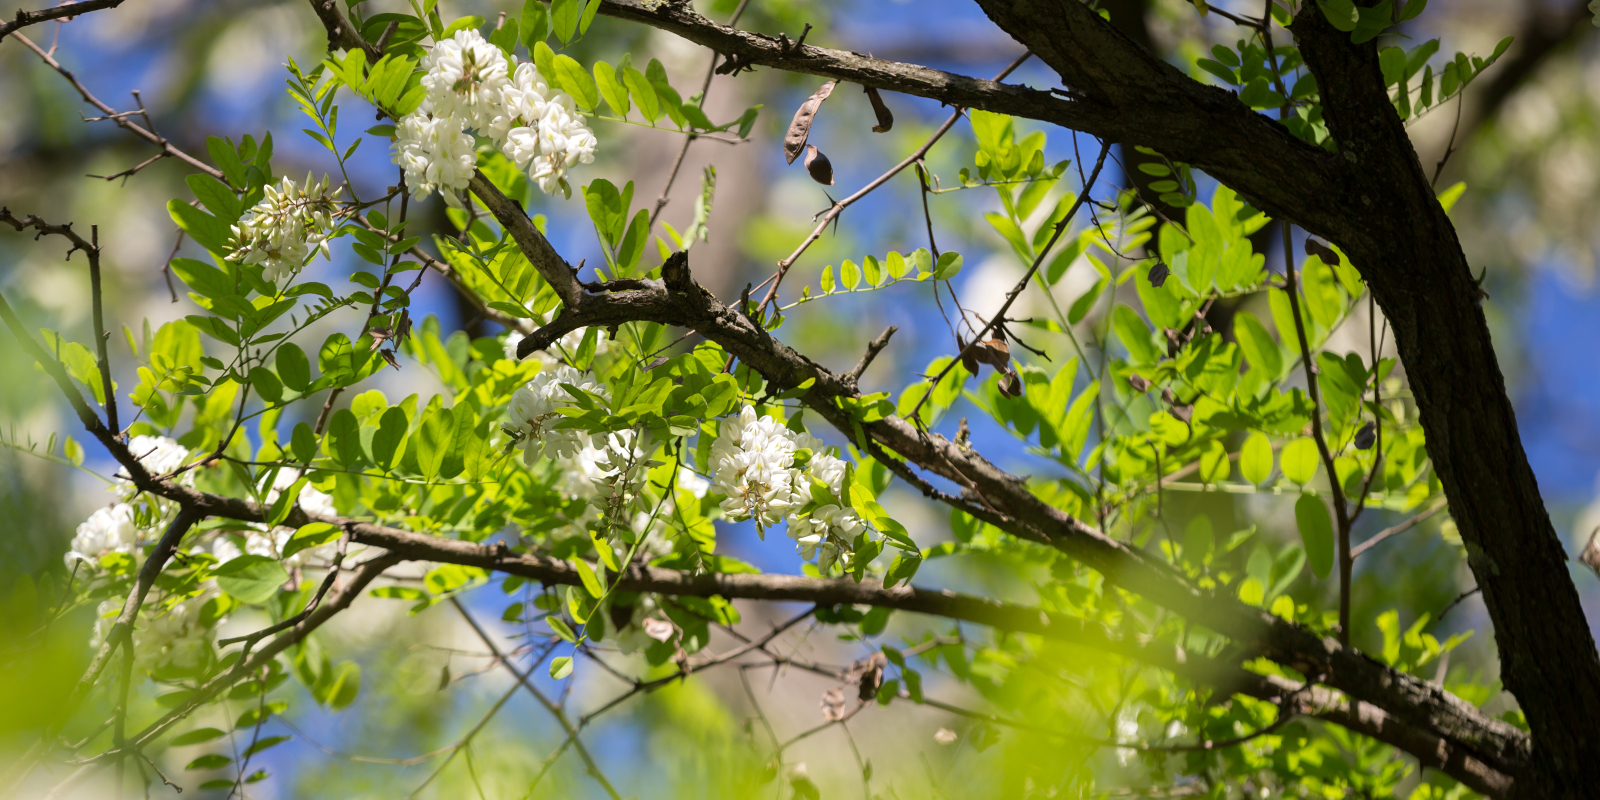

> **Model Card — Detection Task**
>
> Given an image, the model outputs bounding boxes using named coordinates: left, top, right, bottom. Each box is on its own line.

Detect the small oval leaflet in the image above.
left=804, top=144, right=834, bottom=186
left=785, top=81, right=836, bottom=164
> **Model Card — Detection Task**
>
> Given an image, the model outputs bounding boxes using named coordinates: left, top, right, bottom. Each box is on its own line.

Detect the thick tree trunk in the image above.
left=1290, top=8, right=1600, bottom=795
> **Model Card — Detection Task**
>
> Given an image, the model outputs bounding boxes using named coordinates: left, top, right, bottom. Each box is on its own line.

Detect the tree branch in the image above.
left=0, top=0, right=126, bottom=41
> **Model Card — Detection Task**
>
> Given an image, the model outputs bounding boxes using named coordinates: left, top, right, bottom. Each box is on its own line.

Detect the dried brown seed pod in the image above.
left=785, top=81, right=836, bottom=164
left=804, top=144, right=835, bottom=185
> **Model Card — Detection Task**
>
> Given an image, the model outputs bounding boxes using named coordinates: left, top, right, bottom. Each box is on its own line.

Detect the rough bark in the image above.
left=1287, top=6, right=1600, bottom=796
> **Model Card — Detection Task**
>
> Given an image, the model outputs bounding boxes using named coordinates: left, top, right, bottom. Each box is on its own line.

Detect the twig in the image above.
left=844, top=325, right=898, bottom=388
left=1350, top=501, right=1449, bottom=560
left=753, top=52, right=1033, bottom=311
left=650, top=0, right=752, bottom=224
left=10, top=32, right=228, bottom=183
left=450, top=599, right=623, bottom=800
left=0, top=0, right=127, bottom=40
left=1279, top=220, right=1353, bottom=645
left=1437, top=586, right=1481, bottom=620
left=905, top=141, right=1110, bottom=422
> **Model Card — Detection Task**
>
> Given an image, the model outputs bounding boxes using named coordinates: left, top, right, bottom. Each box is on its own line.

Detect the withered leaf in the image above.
left=820, top=687, right=848, bottom=721
left=1128, top=373, right=1152, bottom=393
left=864, top=86, right=894, bottom=133
left=975, top=338, right=1011, bottom=368
left=804, top=144, right=834, bottom=186
left=1304, top=238, right=1339, bottom=265
left=998, top=369, right=1024, bottom=398
left=1148, top=261, right=1170, bottom=288
left=642, top=617, right=676, bottom=642
left=785, top=81, right=836, bottom=165
left=378, top=348, right=400, bottom=370
left=1353, top=421, right=1376, bottom=450
left=1170, top=402, right=1193, bottom=424
left=1582, top=528, right=1600, bottom=578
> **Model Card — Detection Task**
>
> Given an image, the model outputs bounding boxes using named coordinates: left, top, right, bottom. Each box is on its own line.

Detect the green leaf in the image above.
left=842, top=259, right=861, bottom=290
left=573, top=558, right=604, bottom=597
left=934, top=251, right=964, bottom=280
left=1317, top=0, right=1359, bottom=32
left=185, top=754, right=231, bottom=771
left=521, top=0, right=550, bottom=45
left=167, top=200, right=230, bottom=256
left=594, top=61, right=630, bottom=117
left=578, top=0, right=601, bottom=36
left=206, top=136, right=246, bottom=187
left=169, top=258, right=234, bottom=301
left=551, top=0, right=579, bottom=43
left=276, top=343, right=311, bottom=392
left=171, top=727, right=226, bottom=746
left=214, top=555, right=289, bottom=604
left=1295, top=494, right=1335, bottom=579
left=1113, top=305, right=1160, bottom=365
left=316, top=660, right=361, bottom=709
left=1240, top=432, right=1273, bottom=485
left=548, top=616, right=577, bottom=642
left=550, top=655, right=573, bottom=679
left=623, top=66, right=660, bottom=122
left=283, top=522, right=341, bottom=559
left=290, top=422, right=317, bottom=464
left=1280, top=437, right=1320, bottom=485
left=1233, top=311, right=1282, bottom=380
left=327, top=408, right=364, bottom=467
left=553, top=55, right=599, bottom=112
left=371, top=406, right=408, bottom=470
left=186, top=173, right=242, bottom=222
left=416, top=403, right=454, bottom=480
left=1199, top=440, right=1229, bottom=483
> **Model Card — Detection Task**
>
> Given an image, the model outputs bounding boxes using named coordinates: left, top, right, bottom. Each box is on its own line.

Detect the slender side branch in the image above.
left=0, top=0, right=127, bottom=40
left=10, top=33, right=228, bottom=183
left=1279, top=221, right=1354, bottom=644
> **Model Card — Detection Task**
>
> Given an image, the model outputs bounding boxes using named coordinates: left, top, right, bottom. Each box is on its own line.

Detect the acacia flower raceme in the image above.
left=506, top=365, right=608, bottom=461
left=226, top=174, right=340, bottom=286
left=393, top=37, right=596, bottom=203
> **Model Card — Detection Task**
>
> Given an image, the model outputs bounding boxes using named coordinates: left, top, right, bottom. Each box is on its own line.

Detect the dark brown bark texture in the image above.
left=975, top=1, right=1600, bottom=795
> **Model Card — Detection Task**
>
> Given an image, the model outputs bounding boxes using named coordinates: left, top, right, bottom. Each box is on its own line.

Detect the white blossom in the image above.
left=497, top=63, right=597, bottom=197
left=502, top=331, right=525, bottom=362
left=710, top=407, right=806, bottom=531
left=709, top=406, right=875, bottom=569
left=677, top=467, right=710, bottom=499
left=934, top=728, right=959, bottom=745
left=65, top=503, right=139, bottom=568
left=117, top=435, right=190, bottom=484
left=226, top=174, right=339, bottom=286
left=419, top=29, right=511, bottom=131
left=392, top=110, right=477, bottom=204
left=506, top=364, right=608, bottom=461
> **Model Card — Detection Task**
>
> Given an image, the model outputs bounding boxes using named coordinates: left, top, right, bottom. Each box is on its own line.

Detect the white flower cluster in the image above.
left=88, top=587, right=221, bottom=673
left=226, top=174, right=340, bottom=286
left=69, top=435, right=198, bottom=568
left=118, top=435, right=191, bottom=484
left=393, top=29, right=598, bottom=203
left=711, top=406, right=867, bottom=571
left=65, top=504, right=139, bottom=569
left=506, top=364, right=608, bottom=462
